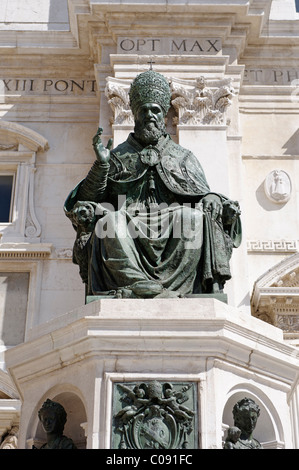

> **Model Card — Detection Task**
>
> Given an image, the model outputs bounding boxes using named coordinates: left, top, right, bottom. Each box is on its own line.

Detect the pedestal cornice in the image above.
left=5, top=298, right=299, bottom=393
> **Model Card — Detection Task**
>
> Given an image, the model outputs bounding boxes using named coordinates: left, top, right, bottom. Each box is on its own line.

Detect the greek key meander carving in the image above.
left=247, top=240, right=298, bottom=252
left=112, top=381, right=197, bottom=449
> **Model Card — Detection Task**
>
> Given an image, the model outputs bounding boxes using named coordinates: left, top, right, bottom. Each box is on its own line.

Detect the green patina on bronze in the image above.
left=64, top=69, right=241, bottom=300
left=223, top=397, right=262, bottom=449
left=34, top=399, right=77, bottom=449
left=111, top=380, right=197, bottom=449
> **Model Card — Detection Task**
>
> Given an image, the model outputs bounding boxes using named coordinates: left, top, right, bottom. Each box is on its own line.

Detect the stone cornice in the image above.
left=6, top=298, right=299, bottom=389
left=0, top=243, right=52, bottom=259
left=0, top=0, right=298, bottom=63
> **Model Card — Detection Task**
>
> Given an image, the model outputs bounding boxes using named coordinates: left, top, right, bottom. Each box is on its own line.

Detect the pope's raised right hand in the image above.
left=92, top=127, right=113, bottom=164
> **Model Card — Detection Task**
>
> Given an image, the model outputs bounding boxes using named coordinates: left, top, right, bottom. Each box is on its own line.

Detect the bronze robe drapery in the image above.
left=65, top=133, right=241, bottom=297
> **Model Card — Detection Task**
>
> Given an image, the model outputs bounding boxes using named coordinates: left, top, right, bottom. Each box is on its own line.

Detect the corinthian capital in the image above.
left=105, top=77, right=134, bottom=125
left=170, top=76, right=235, bottom=126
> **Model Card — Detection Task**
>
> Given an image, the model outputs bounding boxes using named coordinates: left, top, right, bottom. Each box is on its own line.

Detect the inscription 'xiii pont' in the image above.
left=117, top=37, right=221, bottom=55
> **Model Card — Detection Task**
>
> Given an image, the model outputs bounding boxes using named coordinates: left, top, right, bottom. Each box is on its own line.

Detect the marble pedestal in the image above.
left=5, top=298, right=299, bottom=449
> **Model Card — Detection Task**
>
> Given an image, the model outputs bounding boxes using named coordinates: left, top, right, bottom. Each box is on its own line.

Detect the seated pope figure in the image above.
left=64, top=70, right=241, bottom=299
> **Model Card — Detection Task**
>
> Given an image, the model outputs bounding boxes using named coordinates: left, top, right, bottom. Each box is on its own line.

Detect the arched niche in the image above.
left=222, top=384, right=285, bottom=449
left=29, top=386, right=87, bottom=449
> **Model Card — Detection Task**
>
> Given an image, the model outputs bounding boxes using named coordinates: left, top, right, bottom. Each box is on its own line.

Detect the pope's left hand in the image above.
left=202, top=194, right=223, bottom=221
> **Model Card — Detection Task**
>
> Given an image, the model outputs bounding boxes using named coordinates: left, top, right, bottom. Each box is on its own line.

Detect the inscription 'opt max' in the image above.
left=117, top=37, right=221, bottom=55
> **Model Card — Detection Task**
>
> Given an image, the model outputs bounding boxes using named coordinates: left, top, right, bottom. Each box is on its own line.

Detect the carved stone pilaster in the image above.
left=170, top=76, right=235, bottom=126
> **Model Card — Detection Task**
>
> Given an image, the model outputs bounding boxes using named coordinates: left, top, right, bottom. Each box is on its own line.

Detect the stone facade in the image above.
left=0, top=0, right=299, bottom=449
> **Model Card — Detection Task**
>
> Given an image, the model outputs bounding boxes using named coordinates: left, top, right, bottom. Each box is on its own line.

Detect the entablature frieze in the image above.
left=0, top=1, right=295, bottom=63
left=0, top=1, right=299, bottom=101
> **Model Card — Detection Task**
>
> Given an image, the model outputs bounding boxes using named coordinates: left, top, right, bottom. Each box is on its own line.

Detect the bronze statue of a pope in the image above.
left=65, top=69, right=241, bottom=299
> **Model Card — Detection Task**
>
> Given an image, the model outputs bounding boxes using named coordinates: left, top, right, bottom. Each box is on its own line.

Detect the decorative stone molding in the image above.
left=54, top=247, right=73, bottom=259
left=105, top=77, right=134, bottom=126
left=0, top=370, right=19, bottom=400
left=0, top=401, right=20, bottom=439
left=0, top=121, right=48, bottom=244
left=247, top=240, right=298, bottom=252
left=24, top=168, right=41, bottom=240
left=170, top=76, right=235, bottom=126
left=104, top=75, right=236, bottom=129
left=251, top=253, right=299, bottom=340
left=0, top=121, right=49, bottom=152
left=264, top=170, right=292, bottom=204
left=0, top=425, right=19, bottom=449
left=0, top=243, right=52, bottom=259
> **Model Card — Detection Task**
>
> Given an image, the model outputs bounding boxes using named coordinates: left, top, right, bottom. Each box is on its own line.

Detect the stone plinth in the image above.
left=5, top=298, right=299, bottom=449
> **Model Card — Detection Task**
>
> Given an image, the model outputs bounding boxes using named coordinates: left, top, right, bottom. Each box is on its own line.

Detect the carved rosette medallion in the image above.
left=112, top=380, right=197, bottom=449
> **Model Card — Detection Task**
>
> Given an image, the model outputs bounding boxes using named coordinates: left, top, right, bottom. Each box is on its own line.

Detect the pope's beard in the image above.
left=134, top=119, right=166, bottom=146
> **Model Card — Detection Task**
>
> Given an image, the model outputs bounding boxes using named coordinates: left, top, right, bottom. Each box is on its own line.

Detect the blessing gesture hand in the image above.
left=92, top=127, right=113, bottom=164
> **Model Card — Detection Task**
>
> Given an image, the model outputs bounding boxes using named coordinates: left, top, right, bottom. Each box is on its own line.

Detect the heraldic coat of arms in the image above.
left=112, top=380, right=197, bottom=449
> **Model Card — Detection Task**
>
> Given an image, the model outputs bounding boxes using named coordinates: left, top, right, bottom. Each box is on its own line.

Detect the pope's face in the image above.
left=135, top=103, right=164, bottom=127
left=134, top=102, right=166, bottom=145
